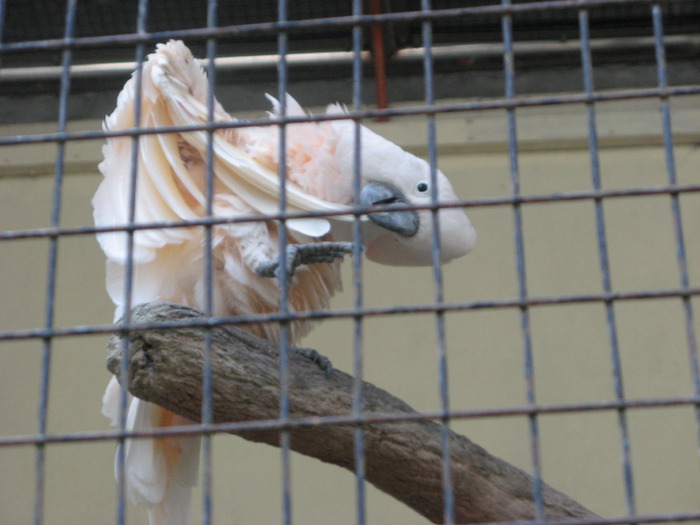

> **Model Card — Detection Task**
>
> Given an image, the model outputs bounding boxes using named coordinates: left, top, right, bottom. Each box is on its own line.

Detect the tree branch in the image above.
left=106, top=302, right=598, bottom=524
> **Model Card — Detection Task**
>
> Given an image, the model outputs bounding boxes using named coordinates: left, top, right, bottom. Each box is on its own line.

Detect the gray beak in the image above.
left=360, top=181, right=419, bottom=237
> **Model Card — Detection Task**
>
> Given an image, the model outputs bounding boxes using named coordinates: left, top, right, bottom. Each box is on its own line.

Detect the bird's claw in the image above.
left=255, top=242, right=355, bottom=280
left=293, top=347, right=333, bottom=377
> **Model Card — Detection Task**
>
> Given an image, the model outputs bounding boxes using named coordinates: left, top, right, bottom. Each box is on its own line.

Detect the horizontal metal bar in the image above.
left=1, top=84, right=699, bottom=149
left=1, top=394, right=698, bottom=448
left=475, top=512, right=700, bottom=525
left=2, top=34, right=698, bottom=83
left=395, top=34, right=700, bottom=61
left=1, top=286, right=698, bottom=343
left=2, top=182, right=699, bottom=243
left=1, top=50, right=373, bottom=82
left=0, top=0, right=678, bottom=55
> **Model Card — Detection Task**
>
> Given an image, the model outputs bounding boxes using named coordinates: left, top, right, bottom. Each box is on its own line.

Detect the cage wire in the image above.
left=0, top=1, right=699, bottom=525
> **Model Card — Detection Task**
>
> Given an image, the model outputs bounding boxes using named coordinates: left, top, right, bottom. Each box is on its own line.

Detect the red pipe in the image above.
left=369, top=0, right=389, bottom=120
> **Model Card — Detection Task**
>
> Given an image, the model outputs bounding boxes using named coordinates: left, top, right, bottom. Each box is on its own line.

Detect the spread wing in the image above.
left=93, top=39, right=352, bottom=265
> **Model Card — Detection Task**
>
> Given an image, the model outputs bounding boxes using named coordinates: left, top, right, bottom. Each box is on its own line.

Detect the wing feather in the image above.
left=146, top=41, right=353, bottom=232
left=154, top=130, right=206, bottom=207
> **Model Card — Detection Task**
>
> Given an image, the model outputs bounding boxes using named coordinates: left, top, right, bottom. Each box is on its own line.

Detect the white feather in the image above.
left=101, top=376, right=126, bottom=427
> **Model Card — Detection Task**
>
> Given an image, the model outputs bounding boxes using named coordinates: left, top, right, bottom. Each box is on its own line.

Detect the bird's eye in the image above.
left=417, top=182, right=429, bottom=193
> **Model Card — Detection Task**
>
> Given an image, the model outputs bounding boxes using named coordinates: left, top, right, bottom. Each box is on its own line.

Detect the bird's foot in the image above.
left=254, top=242, right=355, bottom=279
left=293, top=347, right=333, bottom=377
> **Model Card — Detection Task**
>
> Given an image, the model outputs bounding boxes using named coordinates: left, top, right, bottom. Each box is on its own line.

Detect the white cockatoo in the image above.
left=93, top=40, right=475, bottom=525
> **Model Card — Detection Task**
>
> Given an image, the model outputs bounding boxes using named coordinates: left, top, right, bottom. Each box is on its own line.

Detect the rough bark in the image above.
left=106, top=301, right=598, bottom=524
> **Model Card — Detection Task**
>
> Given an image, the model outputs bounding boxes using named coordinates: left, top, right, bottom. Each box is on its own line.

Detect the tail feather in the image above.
left=148, top=479, right=196, bottom=525
left=149, top=411, right=201, bottom=525
left=104, top=384, right=200, bottom=525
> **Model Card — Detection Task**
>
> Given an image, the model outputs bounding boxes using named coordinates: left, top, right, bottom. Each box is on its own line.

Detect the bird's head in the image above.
left=329, top=113, right=477, bottom=266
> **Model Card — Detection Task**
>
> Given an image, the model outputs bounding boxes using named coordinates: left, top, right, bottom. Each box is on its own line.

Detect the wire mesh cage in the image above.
left=1, top=1, right=699, bottom=524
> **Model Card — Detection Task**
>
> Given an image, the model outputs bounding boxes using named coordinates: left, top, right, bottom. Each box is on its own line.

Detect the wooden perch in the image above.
left=106, top=302, right=598, bottom=524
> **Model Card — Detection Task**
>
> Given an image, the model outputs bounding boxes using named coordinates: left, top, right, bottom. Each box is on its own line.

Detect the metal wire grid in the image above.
left=0, top=1, right=699, bottom=525
left=4, top=1, right=700, bottom=52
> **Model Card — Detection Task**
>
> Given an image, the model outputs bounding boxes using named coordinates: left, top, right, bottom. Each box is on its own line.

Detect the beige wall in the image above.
left=1, top=96, right=699, bottom=524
